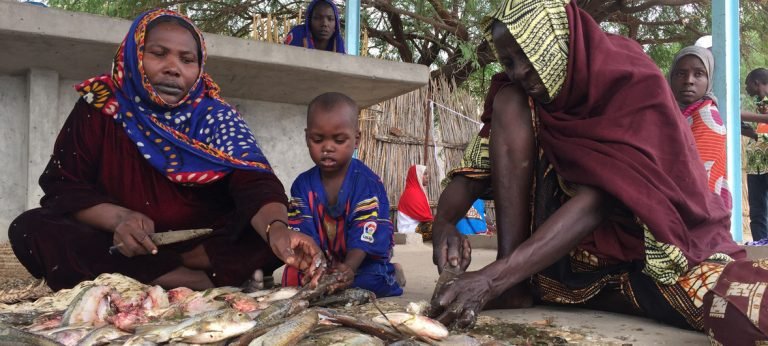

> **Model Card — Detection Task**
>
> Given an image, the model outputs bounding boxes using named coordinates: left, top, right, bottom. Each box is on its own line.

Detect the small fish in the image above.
left=48, top=327, right=91, bottom=346
left=310, top=288, right=373, bottom=308
left=251, top=299, right=308, bottom=325
left=316, top=309, right=401, bottom=342
left=61, top=285, right=114, bottom=327
left=296, top=327, right=385, bottom=346
left=133, top=310, right=225, bottom=343
left=77, top=325, right=130, bottom=346
left=247, top=287, right=300, bottom=302
left=373, top=313, right=449, bottom=341
left=248, top=309, right=318, bottom=346
left=0, top=323, right=64, bottom=346
left=0, top=312, right=38, bottom=326
left=220, top=292, right=267, bottom=313
left=171, top=309, right=256, bottom=343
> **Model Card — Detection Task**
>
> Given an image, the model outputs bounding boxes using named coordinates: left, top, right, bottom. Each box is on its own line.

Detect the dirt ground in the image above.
left=385, top=243, right=708, bottom=345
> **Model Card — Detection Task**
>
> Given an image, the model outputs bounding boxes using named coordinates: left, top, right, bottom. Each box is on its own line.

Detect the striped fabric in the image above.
left=483, top=0, right=570, bottom=101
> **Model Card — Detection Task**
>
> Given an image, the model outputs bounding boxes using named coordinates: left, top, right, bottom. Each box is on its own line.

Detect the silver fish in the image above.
left=0, top=323, right=64, bottom=346
left=171, top=309, right=256, bottom=344
left=297, top=327, right=385, bottom=346
left=373, top=313, right=449, bottom=341
left=310, top=288, right=373, bottom=308
left=133, top=310, right=226, bottom=343
left=76, top=325, right=129, bottom=346
left=248, top=309, right=318, bottom=346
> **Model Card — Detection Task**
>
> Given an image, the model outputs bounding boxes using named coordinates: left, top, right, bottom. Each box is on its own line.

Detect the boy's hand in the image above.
left=328, top=262, right=355, bottom=293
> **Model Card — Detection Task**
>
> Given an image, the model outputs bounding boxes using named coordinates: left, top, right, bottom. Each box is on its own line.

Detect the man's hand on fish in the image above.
left=268, top=225, right=327, bottom=287
left=430, top=269, right=494, bottom=330
left=432, top=221, right=472, bottom=273
left=112, top=210, right=157, bottom=257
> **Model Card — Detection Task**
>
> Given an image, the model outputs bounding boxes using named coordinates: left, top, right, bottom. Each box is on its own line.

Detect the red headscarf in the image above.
left=536, top=2, right=743, bottom=264
left=397, top=165, right=434, bottom=222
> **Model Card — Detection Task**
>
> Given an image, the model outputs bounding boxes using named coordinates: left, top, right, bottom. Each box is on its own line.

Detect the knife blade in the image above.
left=109, top=228, right=214, bottom=254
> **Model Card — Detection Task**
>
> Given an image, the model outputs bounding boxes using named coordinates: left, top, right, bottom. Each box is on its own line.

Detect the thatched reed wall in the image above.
left=358, top=77, right=493, bottom=222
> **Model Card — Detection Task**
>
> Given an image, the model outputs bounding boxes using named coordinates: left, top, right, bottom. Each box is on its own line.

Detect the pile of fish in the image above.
left=0, top=273, right=459, bottom=345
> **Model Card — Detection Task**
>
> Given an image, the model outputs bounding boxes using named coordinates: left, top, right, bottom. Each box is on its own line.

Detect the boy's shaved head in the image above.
left=307, top=92, right=359, bottom=130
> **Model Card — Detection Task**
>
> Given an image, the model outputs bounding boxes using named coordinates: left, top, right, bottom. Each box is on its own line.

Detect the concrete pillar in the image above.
left=26, top=68, right=59, bottom=210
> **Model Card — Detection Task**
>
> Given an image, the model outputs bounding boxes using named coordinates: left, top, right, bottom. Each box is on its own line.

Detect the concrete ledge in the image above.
left=467, top=234, right=497, bottom=250
left=394, top=232, right=423, bottom=245
left=0, top=1, right=429, bottom=107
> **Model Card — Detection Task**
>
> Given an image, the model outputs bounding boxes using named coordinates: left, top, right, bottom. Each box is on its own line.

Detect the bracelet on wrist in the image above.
left=265, top=219, right=289, bottom=245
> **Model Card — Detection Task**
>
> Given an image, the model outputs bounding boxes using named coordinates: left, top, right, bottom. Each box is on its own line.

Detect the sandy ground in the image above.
left=383, top=243, right=709, bottom=345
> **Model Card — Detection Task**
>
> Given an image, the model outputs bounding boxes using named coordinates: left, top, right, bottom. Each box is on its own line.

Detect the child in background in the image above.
left=282, top=92, right=403, bottom=297
left=396, top=165, right=434, bottom=240
left=284, top=0, right=346, bottom=53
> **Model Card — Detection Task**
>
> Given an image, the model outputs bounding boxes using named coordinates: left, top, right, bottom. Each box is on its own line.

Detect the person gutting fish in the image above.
left=282, top=92, right=405, bottom=297
left=430, top=0, right=768, bottom=343
left=7, top=9, right=326, bottom=291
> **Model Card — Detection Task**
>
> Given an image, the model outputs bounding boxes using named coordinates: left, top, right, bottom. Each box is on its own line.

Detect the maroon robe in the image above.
left=9, top=99, right=286, bottom=290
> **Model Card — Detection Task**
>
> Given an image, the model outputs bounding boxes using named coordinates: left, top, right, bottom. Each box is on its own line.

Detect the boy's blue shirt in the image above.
left=288, top=158, right=394, bottom=262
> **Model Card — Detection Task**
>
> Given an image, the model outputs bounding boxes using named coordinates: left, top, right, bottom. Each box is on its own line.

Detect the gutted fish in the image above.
left=373, top=313, right=449, bottom=341
left=61, top=286, right=114, bottom=327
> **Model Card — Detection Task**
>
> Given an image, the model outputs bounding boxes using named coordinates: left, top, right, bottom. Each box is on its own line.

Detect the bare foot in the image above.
left=393, top=263, right=406, bottom=287
left=483, top=283, right=534, bottom=310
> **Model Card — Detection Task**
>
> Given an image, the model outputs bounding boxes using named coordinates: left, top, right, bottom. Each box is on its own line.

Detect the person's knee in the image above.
left=8, top=208, right=48, bottom=241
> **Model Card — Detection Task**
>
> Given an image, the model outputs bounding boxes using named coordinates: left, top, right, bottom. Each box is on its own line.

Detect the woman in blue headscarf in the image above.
left=8, top=9, right=326, bottom=291
left=284, top=0, right=346, bottom=53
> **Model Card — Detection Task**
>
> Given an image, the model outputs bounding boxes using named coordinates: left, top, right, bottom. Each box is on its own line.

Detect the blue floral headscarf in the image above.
left=75, top=9, right=273, bottom=185
left=284, top=0, right=346, bottom=53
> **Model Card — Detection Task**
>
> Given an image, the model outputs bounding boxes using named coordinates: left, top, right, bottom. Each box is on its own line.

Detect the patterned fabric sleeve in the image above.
left=441, top=128, right=492, bottom=187
left=345, top=180, right=393, bottom=258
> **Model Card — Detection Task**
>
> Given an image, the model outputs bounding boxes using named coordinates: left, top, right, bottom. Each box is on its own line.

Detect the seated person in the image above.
left=455, top=199, right=489, bottom=235
left=668, top=46, right=729, bottom=208
left=430, top=1, right=762, bottom=344
left=7, top=9, right=325, bottom=291
left=282, top=92, right=402, bottom=297
left=284, top=0, right=346, bottom=53
left=396, top=164, right=434, bottom=239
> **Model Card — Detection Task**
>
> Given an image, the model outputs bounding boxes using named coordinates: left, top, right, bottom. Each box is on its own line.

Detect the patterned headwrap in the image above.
left=482, top=0, right=570, bottom=102
left=284, top=0, right=346, bottom=53
left=669, top=45, right=718, bottom=109
left=75, top=9, right=272, bottom=185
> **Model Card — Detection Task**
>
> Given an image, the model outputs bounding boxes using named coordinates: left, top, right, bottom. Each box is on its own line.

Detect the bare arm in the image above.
left=75, top=203, right=157, bottom=256
left=250, top=202, right=326, bottom=286
left=432, top=175, right=488, bottom=271
left=490, top=84, right=534, bottom=259
left=433, top=185, right=608, bottom=328
left=743, top=110, right=768, bottom=123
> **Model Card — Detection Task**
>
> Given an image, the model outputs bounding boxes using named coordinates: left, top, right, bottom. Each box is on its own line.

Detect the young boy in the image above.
left=282, top=92, right=403, bottom=297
